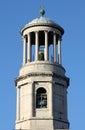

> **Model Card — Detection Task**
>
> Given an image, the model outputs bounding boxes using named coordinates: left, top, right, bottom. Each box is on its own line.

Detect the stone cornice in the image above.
left=15, top=72, right=69, bottom=86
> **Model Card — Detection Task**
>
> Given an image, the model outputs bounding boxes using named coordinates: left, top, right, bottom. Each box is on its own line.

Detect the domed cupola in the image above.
left=21, top=9, right=64, bottom=35
left=20, top=9, right=64, bottom=67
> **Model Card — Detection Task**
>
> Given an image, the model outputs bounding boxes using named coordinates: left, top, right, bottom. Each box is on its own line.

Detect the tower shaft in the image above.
left=15, top=10, right=70, bottom=130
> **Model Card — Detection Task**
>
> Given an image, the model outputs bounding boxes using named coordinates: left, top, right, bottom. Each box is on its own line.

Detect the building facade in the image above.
left=15, top=9, right=70, bottom=130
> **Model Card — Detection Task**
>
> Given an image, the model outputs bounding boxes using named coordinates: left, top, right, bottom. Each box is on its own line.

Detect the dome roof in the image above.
left=21, top=9, right=64, bottom=35
left=28, top=16, right=57, bottom=25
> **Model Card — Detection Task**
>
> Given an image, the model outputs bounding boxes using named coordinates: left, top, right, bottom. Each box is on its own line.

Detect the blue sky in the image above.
left=0, top=0, right=85, bottom=130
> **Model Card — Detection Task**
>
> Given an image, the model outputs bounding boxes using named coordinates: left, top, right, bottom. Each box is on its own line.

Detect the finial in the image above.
left=40, top=5, right=45, bottom=16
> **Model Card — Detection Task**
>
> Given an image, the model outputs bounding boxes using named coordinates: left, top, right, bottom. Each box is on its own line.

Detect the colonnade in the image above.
left=22, top=31, right=62, bottom=65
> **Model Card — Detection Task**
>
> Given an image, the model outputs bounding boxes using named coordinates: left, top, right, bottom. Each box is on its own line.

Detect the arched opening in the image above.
left=36, top=87, right=47, bottom=108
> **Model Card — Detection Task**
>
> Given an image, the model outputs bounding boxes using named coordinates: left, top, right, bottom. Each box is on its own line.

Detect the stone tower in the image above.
left=15, top=9, right=70, bottom=130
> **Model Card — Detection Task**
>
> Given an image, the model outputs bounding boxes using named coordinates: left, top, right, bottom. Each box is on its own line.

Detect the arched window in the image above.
left=36, top=88, right=47, bottom=108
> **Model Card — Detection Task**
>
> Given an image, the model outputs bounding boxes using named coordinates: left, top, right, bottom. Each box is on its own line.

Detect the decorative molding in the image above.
left=15, top=72, right=69, bottom=86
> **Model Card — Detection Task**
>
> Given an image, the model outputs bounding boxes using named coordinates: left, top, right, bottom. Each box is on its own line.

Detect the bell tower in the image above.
left=15, top=9, right=70, bottom=130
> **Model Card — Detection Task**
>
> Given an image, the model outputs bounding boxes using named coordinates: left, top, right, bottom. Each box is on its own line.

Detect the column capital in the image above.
left=58, top=35, right=62, bottom=41
left=23, top=34, right=27, bottom=39
left=27, top=32, right=31, bottom=37
left=35, top=31, right=39, bottom=33
left=53, top=31, right=57, bottom=35
left=44, top=30, right=48, bottom=33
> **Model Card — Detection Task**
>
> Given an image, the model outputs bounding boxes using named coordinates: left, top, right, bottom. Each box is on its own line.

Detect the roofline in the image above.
left=20, top=23, right=64, bottom=36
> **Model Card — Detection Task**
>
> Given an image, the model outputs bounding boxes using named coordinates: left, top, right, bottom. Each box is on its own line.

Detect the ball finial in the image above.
left=40, top=5, right=45, bottom=16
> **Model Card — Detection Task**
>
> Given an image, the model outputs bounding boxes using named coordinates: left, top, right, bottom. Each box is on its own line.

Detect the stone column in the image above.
left=27, top=33, right=31, bottom=62
left=16, top=87, right=20, bottom=120
left=45, top=31, right=48, bottom=61
left=35, top=31, right=39, bottom=61
left=23, top=36, right=27, bottom=65
left=53, top=32, right=56, bottom=63
left=58, top=37, right=61, bottom=64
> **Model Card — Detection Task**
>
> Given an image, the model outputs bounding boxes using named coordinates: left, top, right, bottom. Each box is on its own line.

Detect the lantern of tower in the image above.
left=15, top=9, right=70, bottom=130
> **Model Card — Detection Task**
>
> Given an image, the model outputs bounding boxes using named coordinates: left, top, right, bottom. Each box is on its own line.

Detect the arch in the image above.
left=36, top=87, right=47, bottom=108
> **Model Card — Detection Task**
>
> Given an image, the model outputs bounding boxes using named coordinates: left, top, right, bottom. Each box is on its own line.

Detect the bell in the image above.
left=38, top=50, right=44, bottom=60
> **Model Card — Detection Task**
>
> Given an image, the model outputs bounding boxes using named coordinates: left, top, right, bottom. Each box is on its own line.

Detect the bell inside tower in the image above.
left=22, top=30, right=62, bottom=64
